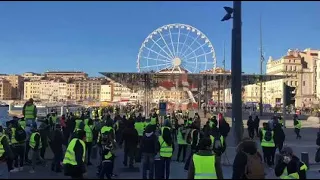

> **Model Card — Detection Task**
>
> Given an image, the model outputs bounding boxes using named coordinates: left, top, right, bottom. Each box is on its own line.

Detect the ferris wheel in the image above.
left=137, top=23, right=216, bottom=73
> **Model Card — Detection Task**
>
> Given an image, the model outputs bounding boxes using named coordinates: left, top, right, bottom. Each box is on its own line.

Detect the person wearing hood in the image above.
left=218, top=114, right=230, bottom=138
left=29, top=122, right=45, bottom=173
left=247, top=116, right=255, bottom=139
left=0, top=125, right=14, bottom=179
left=120, top=121, right=139, bottom=168
left=39, top=119, right=50, bottom=160
left=140, top=125, right=160, bottom=179
left=188, top=136, right=223, bottom=179
left=275, top=146, right=307, bottom=179
left=273, top=121, right=285, bottom=153
left=232, top=138, right=265, bottom=179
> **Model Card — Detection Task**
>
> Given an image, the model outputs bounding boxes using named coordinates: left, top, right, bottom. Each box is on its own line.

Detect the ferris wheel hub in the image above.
left=173, top=57, right=182, bottom=67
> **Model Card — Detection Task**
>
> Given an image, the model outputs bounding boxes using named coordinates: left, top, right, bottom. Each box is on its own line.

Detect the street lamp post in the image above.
left=222, top=1, right=243, bottom=145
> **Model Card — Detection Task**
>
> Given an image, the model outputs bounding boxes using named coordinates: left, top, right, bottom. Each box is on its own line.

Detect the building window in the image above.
left=303, top=81, right=305, bottom=86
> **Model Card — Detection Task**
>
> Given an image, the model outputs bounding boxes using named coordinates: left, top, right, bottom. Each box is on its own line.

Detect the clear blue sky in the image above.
left=0, top=1, right=319, bottom=76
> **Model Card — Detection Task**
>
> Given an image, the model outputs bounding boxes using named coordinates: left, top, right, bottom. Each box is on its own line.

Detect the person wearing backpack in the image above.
left=188, top=136, right=223, bottom=179
left=259, top=122, right=276, bottom=167
left=232, top=137, right=265, bottom=179
left=10, top=120, right=27, bottom=173
left=184, top=122, right=201, bottom=171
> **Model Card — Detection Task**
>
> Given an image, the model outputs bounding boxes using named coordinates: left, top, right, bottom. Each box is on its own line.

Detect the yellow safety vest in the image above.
left=24, top=105, right=36, bottom=119
left=98, top=126, right=113, bottom=142
left=84, top=125, right=93, bottom=143
left=190, top=129, right=200, bottom=146
left=280, top=163, right=308, bottom=179
left=281, top=172, right=299, bottom=179
left=0, top=135, right=6, bottom=157
left=63, top=138, right=86, bottom=166
left=177, top=128, right=187, bottom=145
left=261, top=130, right=275, bottom=147
left=51, top=115, right=58, bottom=124
left=11, top=128, right=18, bottom=144
left=193, top=154, right=217, bottom=179
left=19, top=120, right=26, bottom=129
left=29, top=132, right=42, bottom=149
left=159, top=136, right=173, bottom=158
left=135, top=122, right=145, bottom=136
left=209, top=135, right=224, bottom=150
left=294, top=120, right=301, bottom=129
left=150, top=117, right=156, bottom=125
left=74, top=119, right=83, bottom=132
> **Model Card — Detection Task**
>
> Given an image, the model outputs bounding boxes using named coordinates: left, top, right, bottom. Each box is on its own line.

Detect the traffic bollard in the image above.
left=301, top=152, right=309, bottom=168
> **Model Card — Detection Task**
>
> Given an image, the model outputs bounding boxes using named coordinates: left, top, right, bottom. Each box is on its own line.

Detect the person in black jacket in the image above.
left=247, top=116, right=255, bottom=139
left=39, top=120, right=50, bottom=160
left=232, top=138, right=263, bottom=179
left=120, top=121, right=139, bottom=168
left=275, top=146, right=307, bottom=179
left=49, top=124, right=65, bottom=173
left=274, top=122, right=285, bottom=153
left=184, top=122, right=201, bottom=171
left=140, top=125, right=160, bottom=179
left=254, top=116, right=260, bottom=137
left=0, top=125, right=14, bottom=179
left=29, top=123, right=45, bottom=173
left=64, top=130, right=87, bottom=179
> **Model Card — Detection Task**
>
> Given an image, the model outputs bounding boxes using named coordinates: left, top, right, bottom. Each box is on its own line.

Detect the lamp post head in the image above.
left=221, top=6, right=234, bottom=21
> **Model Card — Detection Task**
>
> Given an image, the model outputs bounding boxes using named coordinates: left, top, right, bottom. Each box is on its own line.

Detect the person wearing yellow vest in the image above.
left=184, top=123, right=201, bottom=171
left=158, top=126, right=174, bottom=179
left=0, top=125, right=14, bottom=179
left=176, top=125, right=187, bottom=162
left=49, top=111, right=58, bottom=130
left=259, top=122, right=276, bottom=167
left=209, top=132, right=226, bottom=157
left=29, top=123, right=45, bottom=173
left=23, top=98, right=37, bottom=125
left=10, top=119, right=27, bottom=173
left=63, top=130, right=87, bottom=179
left=275, top=146, right=307, bottom=179
left=98, top=131, right=116, bottom=179
left=74, top=118, right=84, bottom=132
left=18, top=118, right=26, bottom=129
left=84, top=119, right=93, bottom=165
left=187, top=136, right=223, bottom=179
left=293, top=115, right=302, bottom=139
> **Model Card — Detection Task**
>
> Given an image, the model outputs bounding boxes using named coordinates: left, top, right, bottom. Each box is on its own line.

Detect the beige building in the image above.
left=74, top=78, right=105, bottom=101
left=22, top=72, right=45, bottom=81
left=317, top=52, right=320, bottom=100
left=24, top=79, right=74, bottom=102
left=0, top=74, right=24, bottom=100
left=100, top=84, right=112, bottom=102
left=44, top=71, right=88, bottom=81
left=0, top=78, right=12, bottom=100
left=265, top=49, right=319, bottom=107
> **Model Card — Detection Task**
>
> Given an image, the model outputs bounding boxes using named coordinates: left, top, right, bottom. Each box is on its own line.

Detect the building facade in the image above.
left=265, top=49, right=319, bottom=107
left=22, top=72, right=45, bottom=81
left=100, top=84, right=113, bottom=102
left=74, top=78, right=104, bottom=101
left=44, top=71, right=88, bottom=81
left=0, top=78, right=12, bottom=100
left=0, top=74, right=24, bottom=100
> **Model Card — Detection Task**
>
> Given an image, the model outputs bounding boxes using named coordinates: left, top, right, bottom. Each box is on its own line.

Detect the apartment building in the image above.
left=22, top=72, right=45, bottom=81
left=317, top=52, right=320, bottom=100
left=0, top=74, right=24, bottom=100
left=0, top=78, right=12, bottom=100
left=100, top=84, right=113, bottom=102
left=265, top=49, right=319, bottom=107
left=44, top=71, right=88, bottom=81
left=74, top=78, right=105, bottom=101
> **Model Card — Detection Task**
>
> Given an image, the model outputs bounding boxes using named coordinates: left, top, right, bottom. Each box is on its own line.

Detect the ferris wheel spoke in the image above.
left=181, top=64, right=194, bottom=73
left=180, top=34, right=200, bottom=58
left=176, top=27, right=181, bottom=57
left=178, top=30, right=191, bottom=57
left=150, top=38, right=174, bottom=59
left=141, top=56, right=171, bottom=63
left=168, top=28, right=176, bottom=57
left=184, top=51, right=213, bottom=63
left=158, top=30, right=175, bottom=58
left=182, top=42, right=208, bottom=60
left=144, top=46, right=172, bottom=61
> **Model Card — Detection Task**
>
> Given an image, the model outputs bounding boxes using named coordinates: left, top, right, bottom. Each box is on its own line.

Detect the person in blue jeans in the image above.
left=140, top=125, right=159, bottom=179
